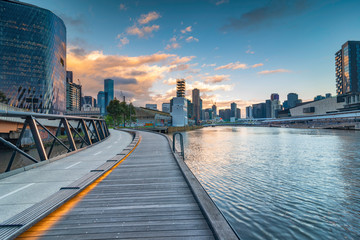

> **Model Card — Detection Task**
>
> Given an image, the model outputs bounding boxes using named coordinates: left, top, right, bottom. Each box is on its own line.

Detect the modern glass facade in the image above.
left=0, top=0, right=66, bottom=113
left=104, top=79, right=114, bottom=107
left=336, top=41, right=360, bottom=95
left=97, top=91, right=106, bottom=116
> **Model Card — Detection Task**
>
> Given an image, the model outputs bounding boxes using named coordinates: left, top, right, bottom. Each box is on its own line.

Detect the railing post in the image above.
left=91, top=120, right=101, bottom=142
left=61, top=118, right=77, bottom=151
left=6, top=121, right=28, bottom=172
left=81, top=119, right=92, bottom=145
left=27, top=116, right=48, bottom=161
left=172, top=132, right=184, bottom=159
left=97, top=120, right=105, bottom=140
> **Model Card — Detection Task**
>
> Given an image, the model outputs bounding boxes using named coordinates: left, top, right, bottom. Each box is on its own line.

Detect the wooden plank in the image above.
left=19, top=131, right=219, bottom=239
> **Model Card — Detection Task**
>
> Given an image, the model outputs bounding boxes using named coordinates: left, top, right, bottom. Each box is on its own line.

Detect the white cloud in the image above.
left=181, top=26, right=192, bottom=34
left=215, top=62, right=248, bottom=70
left=165, top=42, right=181, bottom=50
left=204, top=74, right=230, bottom=83
left=215, top=61, right=263, bottom=70
left=186, top=36, right=199, bottom=42
left=138, top=11, right=161, bottom=25
left=126, top=24, right=160, bottom=38
left=258, top=69, right=291, bottom=75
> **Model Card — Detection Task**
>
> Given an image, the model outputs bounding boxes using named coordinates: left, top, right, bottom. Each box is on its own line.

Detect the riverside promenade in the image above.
left=0, top=130, right=238, bottom=239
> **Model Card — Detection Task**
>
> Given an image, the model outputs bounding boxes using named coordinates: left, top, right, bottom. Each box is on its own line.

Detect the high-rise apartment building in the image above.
left=97, top=91, right=106, bottom=116
left=66, top=71, right=82, bottom=111
left=176, top=79, right=185, bottom=97
left=84, top=96, right=96, bottom=107
left=336, top=41, right=360, bottom=95
left=192, top=88, right=201, bottom=123
left=246, top=106, right=253, bottom=119
left=271, top=93, right=279, bottom=101
left=212, top=104, right=217, bottom=117
left=230, top=102, right=237, bottom=118
left=0, top=0, right=66, bottom=113
left=236, top=108, right=241, bottom=119
left=287, top=93, right=299, bottom=108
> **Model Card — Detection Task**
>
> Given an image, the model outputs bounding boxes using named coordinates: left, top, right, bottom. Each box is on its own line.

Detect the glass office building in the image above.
left=0, top=0, right=66, bottom=113
left=336, top=41, right=360, bottom=95
left=104, top=79, right=114, bottom=107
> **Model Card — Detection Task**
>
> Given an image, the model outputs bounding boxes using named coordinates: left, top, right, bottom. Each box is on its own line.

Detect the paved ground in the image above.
left=0, top=129, right=132, bottom=223
left=18, top=131, right=215, bottom=239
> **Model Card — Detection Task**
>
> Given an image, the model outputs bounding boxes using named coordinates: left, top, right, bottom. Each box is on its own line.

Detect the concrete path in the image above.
left=0, top=129, right=132, bottom=223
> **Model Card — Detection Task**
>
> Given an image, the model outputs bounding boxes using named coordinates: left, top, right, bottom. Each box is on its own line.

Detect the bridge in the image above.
left=0, top=114, right=238, bottom=239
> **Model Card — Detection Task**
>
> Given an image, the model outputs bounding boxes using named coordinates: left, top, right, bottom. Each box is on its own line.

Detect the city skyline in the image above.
left=20, top=0, right=360, bottom=112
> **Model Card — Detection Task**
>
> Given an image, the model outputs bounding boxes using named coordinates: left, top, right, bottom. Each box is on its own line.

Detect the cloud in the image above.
left=59, top=14, right=86, bottom=32
left=258, top=69, right=291, bottom=75
left=251, top=63, right=263, bottom=68
left=59, top=14, right=84, bottom=26
left=69, top=47, right=87, bottom=57
left=215, top=0, right=229, bottom=5
left=119, top=3, right=127, bottom=11
left=138, top=11, right=161, bottom=25
left=67, top=46, right=195, bottom=106
left=165, top=42, right=180, bottom=50
left=163, top=78, right=177, bottom=85
left=204, top=74, right=230, bottom=83
left=186, top=36, right=199, bottom=42
left=112, top=77, right=138, bottom=85
left=117, top=36, right=129, bottom=48
left=189, top=81, right=233, bottom=92
left=222, top=0, right=311, bottom=31
left=169, top=56, right=195, bottom=65
left=215, top=61, right=263, bottom=70
left=126, top=24, right=159, bottom=38
left=201, top=63, right=216, bottom=67
left=215, top=62, right=248, bottom=70
left=181, top=26, right=192, bottom=34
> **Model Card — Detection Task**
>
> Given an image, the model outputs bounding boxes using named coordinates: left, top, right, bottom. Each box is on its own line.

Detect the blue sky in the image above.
left=22, top=0, right=360, bottom=111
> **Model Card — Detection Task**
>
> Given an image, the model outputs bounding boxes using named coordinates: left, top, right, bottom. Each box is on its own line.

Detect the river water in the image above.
left=179, top=126, right=359, bottom=239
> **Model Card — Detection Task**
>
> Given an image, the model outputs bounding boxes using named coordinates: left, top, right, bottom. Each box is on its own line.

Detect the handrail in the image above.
left=0, top=110, right=110, bottom=173
left=172, top=132, right=184, bottom=160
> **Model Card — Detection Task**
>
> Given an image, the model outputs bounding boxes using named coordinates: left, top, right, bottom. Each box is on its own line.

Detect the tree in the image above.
left=106, top=99, right=137, bottom=128
left=106, top=98, right=125, bottom=127
left=127, top=103, right=137, bottom=127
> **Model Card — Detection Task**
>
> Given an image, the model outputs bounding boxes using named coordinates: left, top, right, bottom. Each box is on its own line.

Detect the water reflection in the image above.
left=181, top=126, right=360, bottom=239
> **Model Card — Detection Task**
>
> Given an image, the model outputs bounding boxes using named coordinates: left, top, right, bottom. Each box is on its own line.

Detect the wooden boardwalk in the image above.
left=17, top=131, right=219, bottom=239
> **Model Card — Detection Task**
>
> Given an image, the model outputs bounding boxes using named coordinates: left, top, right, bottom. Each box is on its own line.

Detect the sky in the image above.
left=21, top=0, right=360, bottom=113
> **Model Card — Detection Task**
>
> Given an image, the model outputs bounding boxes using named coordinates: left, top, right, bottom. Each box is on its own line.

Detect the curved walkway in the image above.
left=18, top=131, right=216, bottom=239
left=0, top=129, right=132, bottom=223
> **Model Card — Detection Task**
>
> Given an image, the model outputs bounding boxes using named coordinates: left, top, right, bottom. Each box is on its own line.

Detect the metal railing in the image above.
left=172, top=132, right=184, bottom=159
left=0, top=110, right=110, bottom=172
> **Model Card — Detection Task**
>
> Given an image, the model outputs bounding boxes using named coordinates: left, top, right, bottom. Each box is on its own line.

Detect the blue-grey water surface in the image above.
left=180, top=126, right=360, bottom=239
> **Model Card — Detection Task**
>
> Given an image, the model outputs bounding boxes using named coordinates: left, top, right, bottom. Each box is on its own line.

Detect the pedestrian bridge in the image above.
left=0, top=129, right=238, bottom=239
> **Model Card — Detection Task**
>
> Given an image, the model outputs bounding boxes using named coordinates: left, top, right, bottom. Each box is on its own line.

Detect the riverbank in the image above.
left=167, top=125, right=203, bottom=133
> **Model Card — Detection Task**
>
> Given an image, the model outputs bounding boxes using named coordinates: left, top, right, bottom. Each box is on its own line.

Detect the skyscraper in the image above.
left=230, top=102, right=237, bottom=118
left=287, top=93, right=299, bottom=108
left=97, top=91, right=106, bottom=116
left=212, top=104, right=217, bottom=117
left=104, top=79, right=114, bottom=107
left=336, top=41, right=360, bottom=95
left=66, top=71, right=82, bottom=111
left=271, top=93, right=279, bottom=101
left=192, top=88, right=201, bottom=123
left=0, top=0, right=66, bottom=113
left=176, top=79, right=185, bottom=97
